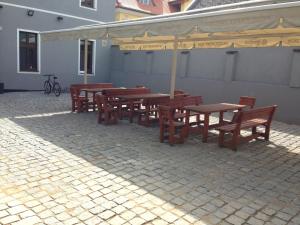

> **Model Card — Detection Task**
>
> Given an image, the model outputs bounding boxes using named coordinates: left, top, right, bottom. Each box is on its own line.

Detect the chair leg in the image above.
left=265, top=125, right=270, bottom=141
left=98, top=112, right=102, bottom=124
left=159, top=121, right=165, bottom=143
left=218, top=131, right=225, bottom=147
left=72, top=100, right=75, bottom=112
left=77, top=101, right=83, bottom=113
left=169, top=125, right=175, bottom=145
left=231, top=131, right=239, bottom=151
left=104, top=112, right=109, bottom=125
left=252, top=126, right=257, bottom=135
left=112, top=111, right=118, bottom=124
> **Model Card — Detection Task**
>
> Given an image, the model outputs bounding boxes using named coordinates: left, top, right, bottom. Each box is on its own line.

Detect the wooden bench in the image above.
left=217, top=105, right=277, bottom=151
left=159, top=96, right=203, bottom=145
left=70, top=83, right=113, bottom=112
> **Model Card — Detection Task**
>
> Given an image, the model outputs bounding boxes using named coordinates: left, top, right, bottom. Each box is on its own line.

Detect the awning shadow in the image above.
left=8, top=110, right=300, bottom=223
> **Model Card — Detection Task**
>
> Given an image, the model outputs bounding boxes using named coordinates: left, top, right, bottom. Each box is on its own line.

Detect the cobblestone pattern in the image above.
left=0, top=92, right=299, bottom=225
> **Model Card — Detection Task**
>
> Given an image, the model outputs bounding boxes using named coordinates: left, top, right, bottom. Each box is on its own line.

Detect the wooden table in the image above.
left=184, top=103, right=246, bottom=143
left=117, top=93, right=169, bottom=123
left=81, top=87, right=125, bottom=111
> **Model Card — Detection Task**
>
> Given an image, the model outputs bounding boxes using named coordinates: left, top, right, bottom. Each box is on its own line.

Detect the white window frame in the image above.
left=17, top=28, right=41, bottom=74
left=79, top=0, right=97, bottom=11
left=78, top=39, right=96, bottom=76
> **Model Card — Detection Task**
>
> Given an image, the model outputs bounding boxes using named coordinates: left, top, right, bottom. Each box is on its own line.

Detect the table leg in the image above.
left=93, top=92, right=96, bottom=111
left=202, top=113, right=210, bottom=143
left=85, top=91, right=88, bottom=112
left=129, top=100, right=134, bottom=123
left=184, top=109, right=190, bottom=138
left=219, top=111, right=224, bottom=125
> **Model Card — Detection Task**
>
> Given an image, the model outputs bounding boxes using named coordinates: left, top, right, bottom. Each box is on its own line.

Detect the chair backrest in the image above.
left=163, top=96, right=203, bottom=109
left=236, top=105, right=277, bottom=125
left=143, top=96, right=170, bottom=106
left=159, top=105, right=176, bottom=122
left=95, top=94, right=114, bottom=112
left=103, top=87, right=151, bottom=97
left=70, top=86, right=81, bottom=99
left=239, top=96, right=256, bottom=109
left=71, top=83, right=113, bottom=89
left=70, top=83, right=114, bottom=98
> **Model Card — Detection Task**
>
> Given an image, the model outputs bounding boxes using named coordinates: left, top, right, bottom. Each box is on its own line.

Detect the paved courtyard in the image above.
left=0, top=92, right=299, bottom=225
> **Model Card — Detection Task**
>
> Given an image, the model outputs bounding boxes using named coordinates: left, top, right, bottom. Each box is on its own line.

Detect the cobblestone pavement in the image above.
left=0, top=92, right=299, bottom=225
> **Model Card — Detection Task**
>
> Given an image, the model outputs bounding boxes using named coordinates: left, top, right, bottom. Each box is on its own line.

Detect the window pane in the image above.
left=81, top=0, right=94, bottom=8
left=19, top=31, right=38, bottom=72
left=19, top=32, right=27, bottom=44
left=80, top=40, right=94, bottom=74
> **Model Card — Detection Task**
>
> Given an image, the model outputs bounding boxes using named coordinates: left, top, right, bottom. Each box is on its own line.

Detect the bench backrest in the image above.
left=236, top=105, right=277, bottom=125
left=70, top=83, right=114, bottom=99
left=70, top=83, right=113, bottom=89
left=143, top=96, right=170, bottom=106
left=103, top=87, right=151, bottom=97
left=70, top=86, right=81, bottom=99
left=239, top=96, right=256, bottom=109
left=164, top=96, right=203, bottom=109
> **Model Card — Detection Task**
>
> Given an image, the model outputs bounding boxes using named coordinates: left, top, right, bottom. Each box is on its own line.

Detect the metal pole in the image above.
left=170, top=37, right=178, bottom=99
left=84, top=39, right=88, bottom=84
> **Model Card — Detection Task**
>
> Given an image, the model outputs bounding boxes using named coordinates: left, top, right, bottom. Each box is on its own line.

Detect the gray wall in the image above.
left=0, top=0, right=115, bottom=90
left=2, top=0, right=115, bottom=22
left=109, top=46, right=300, bottom=124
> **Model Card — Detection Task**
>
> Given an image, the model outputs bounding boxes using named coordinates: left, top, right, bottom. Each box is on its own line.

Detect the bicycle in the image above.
left=43, top=74, right=62, bottom=97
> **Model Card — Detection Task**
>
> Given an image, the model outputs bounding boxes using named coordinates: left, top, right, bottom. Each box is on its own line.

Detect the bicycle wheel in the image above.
left=44, top=81, right=52, bottom=94
left=53, top=82, right=61, bottom=97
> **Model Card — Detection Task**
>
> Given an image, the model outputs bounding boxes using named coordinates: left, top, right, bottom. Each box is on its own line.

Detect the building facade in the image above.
left=115, top=0, right=181, bottom=21
left=186, top=0, right=251, bottom=10
left=0, top=0, right=115, bottom=91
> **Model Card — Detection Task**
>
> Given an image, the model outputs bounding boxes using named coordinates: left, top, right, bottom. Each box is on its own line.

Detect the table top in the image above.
left=117, top=93, right=169, bottom=100
left=184, top=103, right=246, bottom=113
left=81, top=87, right=125, bottom=93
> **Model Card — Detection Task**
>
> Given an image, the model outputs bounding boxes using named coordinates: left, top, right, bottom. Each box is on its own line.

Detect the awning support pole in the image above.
left=84, top=39, right=88, bottom=84
left=170, top=37, right=178, bottom=99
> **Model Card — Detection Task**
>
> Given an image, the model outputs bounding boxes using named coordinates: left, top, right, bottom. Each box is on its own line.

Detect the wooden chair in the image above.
left=226, top=96, right=256, bottom=122
left=159, top=96, right=203, bottom=145
left=239, top=96, right=256, bottom=109
left=70, top=86, right=89, bottom=112
left=173, top=96, right=204, bottom=126
left=137, top=96, right=170, bottom=126
left=174, top=89, right=188, bottom=96
left=217, top=105, right=277, bottom=151
left=95, top=94, right=119, bottom=125
left=159, top=105, right=186, bottom=145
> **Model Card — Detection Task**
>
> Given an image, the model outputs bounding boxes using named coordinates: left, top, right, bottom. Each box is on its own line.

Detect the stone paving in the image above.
left=0, top=92, right=299, bottom=225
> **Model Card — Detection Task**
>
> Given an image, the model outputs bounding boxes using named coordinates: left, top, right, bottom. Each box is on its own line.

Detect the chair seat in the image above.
left=163, top=121, right=185, bottom=127
left=174, top=111, right=200, bottom=119
left=137, top=108, right=158, bottom=114
left=217, top=119, right=268, bottom=132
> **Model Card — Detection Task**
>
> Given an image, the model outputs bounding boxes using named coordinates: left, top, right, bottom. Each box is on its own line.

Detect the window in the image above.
left=138, top=0, right=151, bottom=4
left=79, top=40, right=96, bottom=75
left=18, top=30, right=40, bottom=73
left=80, top=0, right=96, bottom=9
